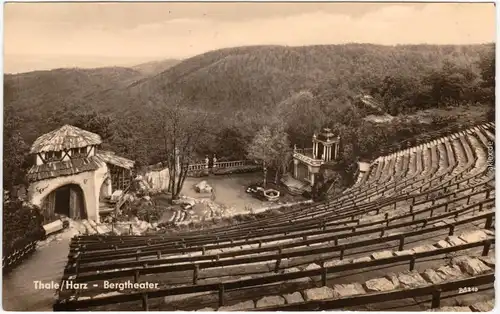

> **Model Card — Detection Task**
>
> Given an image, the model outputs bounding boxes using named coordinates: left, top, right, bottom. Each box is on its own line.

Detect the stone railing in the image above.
left=293, top=152, right=324, bottom=167
left=216, top=160, right=249, bottom=168
left=187, top=163, right=207, bottom=171
left=295, top=148, right=313, bottom=155
left=188, top=160, right=254, bottom=171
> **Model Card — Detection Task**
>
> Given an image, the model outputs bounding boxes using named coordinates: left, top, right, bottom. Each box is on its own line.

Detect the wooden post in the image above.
left=448, top=224, right=455, bottom=236
left=339, top=247, right=345, bottom=260
left=431, top=289, right=442, bottom=309
left=142, top=293, right=149, bottom=311
left=134, top=270, right=140, bottom=283
left=193, top=265, right=199, bottom=285
left=482, top=240, right=492, bottom=256
left=136, top=250, right=141, bottom=261
left=321, top=263, right=327, bottom=286
left=409, top=256, right=416, bottom=271
left=157, top=251, right=161, bottom=259
left=399, top=236, right=405, bottom=251
left=275, top=247, right=282, bottom=272
left=218, top=284, right=225, bottom=307
left=485, top=216, right=493, bottom=229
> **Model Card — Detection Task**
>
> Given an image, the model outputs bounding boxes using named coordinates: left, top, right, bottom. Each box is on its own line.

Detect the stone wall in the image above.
left=28, top=164, right=108, bottom=223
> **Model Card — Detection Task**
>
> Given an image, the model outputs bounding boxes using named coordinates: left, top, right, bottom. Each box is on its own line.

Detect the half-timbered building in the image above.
left=26, top=125, right=134, bottom=224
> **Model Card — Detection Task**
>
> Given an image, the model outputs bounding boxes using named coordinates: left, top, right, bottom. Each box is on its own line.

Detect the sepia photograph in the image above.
left=2, top=1, right=496, bottom=312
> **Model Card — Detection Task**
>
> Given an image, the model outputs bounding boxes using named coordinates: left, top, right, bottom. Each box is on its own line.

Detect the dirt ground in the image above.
left=154, top=173, right=306, bottom=224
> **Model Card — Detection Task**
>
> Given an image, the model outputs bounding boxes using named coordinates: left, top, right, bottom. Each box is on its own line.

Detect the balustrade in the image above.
left=187, top=160, right=254, bottom=171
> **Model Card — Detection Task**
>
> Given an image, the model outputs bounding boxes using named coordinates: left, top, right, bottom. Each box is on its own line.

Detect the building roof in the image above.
left=30, top=125, right=102, bottom=154
left=317, top=127, right=339, bottom=143
left=95, top=150, right=135, bottom=170
left=27, top=156, right=104, bottom=182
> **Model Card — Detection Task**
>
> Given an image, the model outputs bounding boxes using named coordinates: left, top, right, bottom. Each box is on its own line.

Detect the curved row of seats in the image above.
left=54, top=123, right=495, bottom=311
left=63, top=124, right=492, bottom=260
left=352, top=123, right=493, bottom=194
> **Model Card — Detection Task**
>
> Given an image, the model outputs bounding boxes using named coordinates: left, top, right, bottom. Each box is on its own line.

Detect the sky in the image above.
left=4, top=2, right=496, bottom=74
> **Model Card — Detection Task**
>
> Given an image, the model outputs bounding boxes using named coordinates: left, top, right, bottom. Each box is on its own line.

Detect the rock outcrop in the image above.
left=194, top=181, right=213, bottom=194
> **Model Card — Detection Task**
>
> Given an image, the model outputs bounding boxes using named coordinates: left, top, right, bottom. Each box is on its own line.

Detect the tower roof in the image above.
left=30, top=124, right=102, bottom=154
left=316, top=128, right=339, bottom=143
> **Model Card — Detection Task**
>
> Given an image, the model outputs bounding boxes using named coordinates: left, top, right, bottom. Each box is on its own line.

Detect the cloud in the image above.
left=4, top=3, right=495, bottom=73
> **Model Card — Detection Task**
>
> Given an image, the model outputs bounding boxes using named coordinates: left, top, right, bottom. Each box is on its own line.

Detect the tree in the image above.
left=46, top=108, right=117, bottom=150
left=422, top=60, right=479, bottom=107
left=73, top=111, right=115, bottom=142
left=477, top=49, right=495, bottom=110
left=277, top=91, right=326, bottom=148
left=247, top=122, right=290, bottom=186
left=152, top=94, right=212, bottom=201
left=478, top=49, right=495, bottom=90
left=3, top=105, right=30, bottom=194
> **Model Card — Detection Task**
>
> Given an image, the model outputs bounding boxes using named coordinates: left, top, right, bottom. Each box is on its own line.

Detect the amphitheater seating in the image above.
left=53, top=123, right=495, bottom=311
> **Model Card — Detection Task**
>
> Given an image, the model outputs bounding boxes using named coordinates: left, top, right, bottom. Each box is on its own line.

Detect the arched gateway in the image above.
left=27, top=125, right=135, bottom=224
left=41, top=184, right=86, bottom=223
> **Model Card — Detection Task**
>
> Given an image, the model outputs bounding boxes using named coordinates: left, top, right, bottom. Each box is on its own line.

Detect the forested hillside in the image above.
left=4, top=43, right=495, bottom=192
left=132, top=59, right=181, bottom=76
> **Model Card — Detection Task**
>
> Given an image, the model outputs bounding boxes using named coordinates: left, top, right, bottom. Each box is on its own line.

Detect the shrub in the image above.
left=3, top=200, right=45, bottom=258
